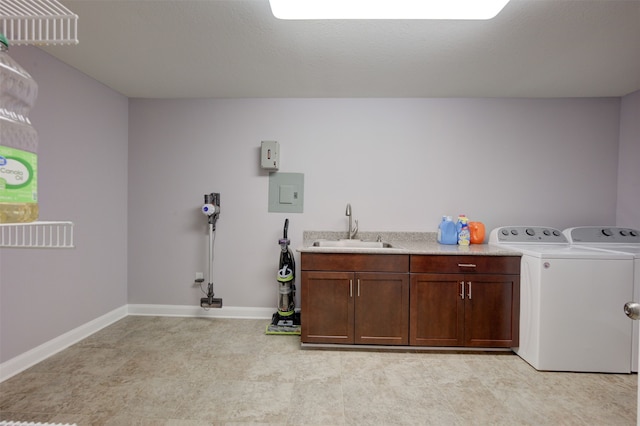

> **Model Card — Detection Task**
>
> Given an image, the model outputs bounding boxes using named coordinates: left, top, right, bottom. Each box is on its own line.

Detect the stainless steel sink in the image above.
left=312, top=239, right=400, bottom=249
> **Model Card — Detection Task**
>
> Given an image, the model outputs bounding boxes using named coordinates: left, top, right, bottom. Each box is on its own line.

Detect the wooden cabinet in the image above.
left=409, top=255, right=520, bottom=347
left=301, top=253, right=410, bottom=345
left=301, top=252, right=520, bottom=349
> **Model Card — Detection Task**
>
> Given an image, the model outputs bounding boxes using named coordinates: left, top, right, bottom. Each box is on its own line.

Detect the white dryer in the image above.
left=563, top=226, right=640, bottom=372
left=490, top=226, right=634, bottom=373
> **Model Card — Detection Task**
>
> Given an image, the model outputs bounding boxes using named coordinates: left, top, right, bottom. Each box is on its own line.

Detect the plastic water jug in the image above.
left=0, top=33, right=39, bottom=223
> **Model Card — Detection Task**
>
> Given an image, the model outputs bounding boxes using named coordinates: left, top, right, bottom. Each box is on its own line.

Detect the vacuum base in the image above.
left=200, top=297, right=223, bottom=309
left=265, top=324, right=300, bottom=335
left=266, top=311, right=301, bottom=335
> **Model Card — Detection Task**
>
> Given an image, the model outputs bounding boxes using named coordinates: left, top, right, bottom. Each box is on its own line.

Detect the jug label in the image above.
left=0, top=145, right=37, bottom=203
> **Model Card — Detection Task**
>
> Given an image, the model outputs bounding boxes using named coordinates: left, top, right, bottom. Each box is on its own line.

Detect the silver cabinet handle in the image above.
left=458, top=263, right=477, bottom=268
left=467, top=281, right=472, bottom=299
left=350, top=279, right=353, bottom=298
left=357, top=279, right=361, bottom=297
left=460, top=281, right=465, bottom=299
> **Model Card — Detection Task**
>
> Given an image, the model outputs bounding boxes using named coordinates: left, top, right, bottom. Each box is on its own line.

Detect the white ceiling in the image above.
left=37, top=0, right=640, bottom=99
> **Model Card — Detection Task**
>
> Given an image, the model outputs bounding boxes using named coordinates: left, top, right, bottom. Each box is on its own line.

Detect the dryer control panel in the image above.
left=564, top=226, right=640, bottom=243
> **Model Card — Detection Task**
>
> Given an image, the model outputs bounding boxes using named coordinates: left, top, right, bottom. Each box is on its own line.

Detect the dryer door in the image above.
left=624, top=301, right=640, bottom=426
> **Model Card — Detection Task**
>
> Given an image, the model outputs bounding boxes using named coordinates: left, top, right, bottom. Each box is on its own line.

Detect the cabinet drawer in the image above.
left=301, top=253, right=409, bottom=272
left=410, top=255, right=520, bottom=274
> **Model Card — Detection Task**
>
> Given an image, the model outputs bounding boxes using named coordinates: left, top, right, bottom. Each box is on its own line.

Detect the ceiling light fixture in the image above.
left=269, top=0, right=512, bottom=20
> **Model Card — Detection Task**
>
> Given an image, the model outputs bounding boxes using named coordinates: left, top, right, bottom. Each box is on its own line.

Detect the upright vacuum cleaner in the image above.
left=266, top=218, right=301, bottom=334
left=200, top=193, right=223, bottom=309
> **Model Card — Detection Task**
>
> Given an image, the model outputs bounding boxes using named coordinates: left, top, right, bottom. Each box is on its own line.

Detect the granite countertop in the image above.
left=298, top=231, right=521, bottom=256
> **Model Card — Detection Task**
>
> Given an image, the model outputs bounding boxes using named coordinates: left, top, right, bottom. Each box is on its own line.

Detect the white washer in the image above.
left=490, top=226, right=634, bottom=373
left=563, top=226, right=640, bottom=372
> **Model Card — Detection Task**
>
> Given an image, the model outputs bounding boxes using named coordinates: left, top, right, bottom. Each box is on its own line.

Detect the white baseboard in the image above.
left=1, top=304, right=274, bottom=382
left=0, top=305, right=128, bottom=382
left=127, top=304, right=274, bottom=319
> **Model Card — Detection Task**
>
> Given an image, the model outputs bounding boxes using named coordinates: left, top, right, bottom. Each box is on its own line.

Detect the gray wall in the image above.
left=127, top=97, right=622, bottom=309
left=617, top=90, right=640, bottom=229
left=0, top=47, right=129, bottom=362
left=1, top=47, right=639, bottom=365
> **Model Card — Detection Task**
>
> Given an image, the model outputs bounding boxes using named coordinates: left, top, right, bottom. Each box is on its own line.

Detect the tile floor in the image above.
left=0, top=316, right=637, bottom=425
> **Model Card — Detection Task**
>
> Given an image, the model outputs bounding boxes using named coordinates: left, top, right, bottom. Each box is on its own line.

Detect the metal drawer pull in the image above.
left=467, top=281, right=472, bottom=299
left=458, top=263, right=477, bottom=268
left=357, top=279, right=361, bottom=297
left=460, top=281, right=465, bottom=299
left=350, top=280, right=353, bottom=297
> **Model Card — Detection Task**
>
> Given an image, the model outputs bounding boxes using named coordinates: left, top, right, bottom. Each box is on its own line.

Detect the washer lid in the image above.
left=570, top=244, right=640, bottom=257
left=495, top=243, right=635, bottom=259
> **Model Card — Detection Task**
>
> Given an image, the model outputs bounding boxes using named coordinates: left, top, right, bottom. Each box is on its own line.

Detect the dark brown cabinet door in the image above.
left=410, top=273, right=465, bottom=346
left=464, top=274, right=520, bottom=347
left=301, top=271, right=354, bottom=344
left=355, top=273, right=409, bottom=345
left=410, top=272, right=520, bottom=347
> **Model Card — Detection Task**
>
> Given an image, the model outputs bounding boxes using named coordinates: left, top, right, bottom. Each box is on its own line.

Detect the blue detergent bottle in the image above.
left=438, top=216, right=458, bottom=245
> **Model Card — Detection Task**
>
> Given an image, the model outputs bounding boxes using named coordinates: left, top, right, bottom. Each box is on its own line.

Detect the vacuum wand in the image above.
left=280, top=218, right=289, bottom=251
left=200, top=192, right=223, bottom=309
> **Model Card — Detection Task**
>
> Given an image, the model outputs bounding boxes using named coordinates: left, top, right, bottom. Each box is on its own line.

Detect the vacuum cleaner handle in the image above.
left=283, top=218, right=289, bottom=239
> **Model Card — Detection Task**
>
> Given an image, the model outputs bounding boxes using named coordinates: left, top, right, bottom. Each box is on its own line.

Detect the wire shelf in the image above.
left=0, top=0, right=78, bottom=46
left=0, top=221, right=75, bottom=248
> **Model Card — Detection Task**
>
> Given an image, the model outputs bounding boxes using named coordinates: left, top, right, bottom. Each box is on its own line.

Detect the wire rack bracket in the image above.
left=0, top=0, right=78, bottom=46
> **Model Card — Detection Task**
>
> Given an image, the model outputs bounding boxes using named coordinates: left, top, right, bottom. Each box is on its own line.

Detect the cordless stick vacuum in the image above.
left=200, top=193, right=223, bottom=309
left=266, top=218, right=301, bottom=335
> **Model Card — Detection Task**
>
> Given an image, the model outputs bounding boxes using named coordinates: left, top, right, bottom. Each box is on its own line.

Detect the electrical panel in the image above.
left=268, top=172, right=304, bottom=213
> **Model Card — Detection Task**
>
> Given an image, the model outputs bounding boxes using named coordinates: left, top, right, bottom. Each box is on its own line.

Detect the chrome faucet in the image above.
left=345, top=203, right=358, bottom=240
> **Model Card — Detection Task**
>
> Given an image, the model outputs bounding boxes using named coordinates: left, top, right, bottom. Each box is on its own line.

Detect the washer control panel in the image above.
left=489, top=226, right=567, bottom=244
left=564, top=226, right=640, bottom=244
